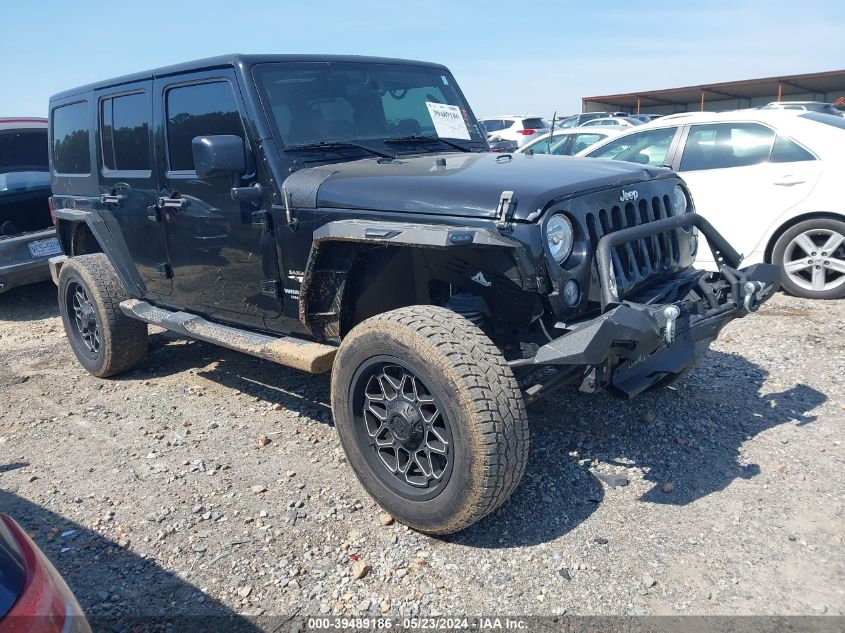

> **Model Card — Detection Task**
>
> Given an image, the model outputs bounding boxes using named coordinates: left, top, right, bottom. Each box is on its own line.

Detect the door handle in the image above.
left=157, top=195, right=186, bottom=209
left=100, top=193, right=126, bottom=204
left=774, top=177, right=806, bottom=186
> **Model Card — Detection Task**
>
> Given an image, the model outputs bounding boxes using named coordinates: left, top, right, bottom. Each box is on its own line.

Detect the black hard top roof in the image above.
left=50, top=54, right=447, bottom=101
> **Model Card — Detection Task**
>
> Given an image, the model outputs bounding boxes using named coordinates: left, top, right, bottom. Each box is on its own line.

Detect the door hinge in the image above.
left=156, top=263, right=173, bottom=279
left=260, top=280, right=280, bottom=298
left=251, top=210, right=272, bottom=231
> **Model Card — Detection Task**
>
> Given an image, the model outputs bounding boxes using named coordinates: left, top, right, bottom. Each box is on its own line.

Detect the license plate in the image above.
left=27, top=237, right=62, bottom=259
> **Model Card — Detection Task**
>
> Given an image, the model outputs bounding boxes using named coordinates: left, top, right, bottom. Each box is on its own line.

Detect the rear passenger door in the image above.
left=153, top=71, right=282, bottom=326
left=96, top=83, right=172, bottom=296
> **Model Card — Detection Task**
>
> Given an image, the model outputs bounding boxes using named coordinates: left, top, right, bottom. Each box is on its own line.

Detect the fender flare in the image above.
left=299, top=219, right=540, bottom=342
left=54, top=208, right=145, bottom=296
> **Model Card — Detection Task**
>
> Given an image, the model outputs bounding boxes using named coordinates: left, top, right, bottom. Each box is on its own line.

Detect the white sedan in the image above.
left=515, top=126, right=620, bottom=156
left=577, top=110, right=845, bottom=300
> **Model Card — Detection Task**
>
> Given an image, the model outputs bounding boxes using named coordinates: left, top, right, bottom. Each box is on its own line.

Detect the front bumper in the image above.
left=524, top=214, right=779, bottom=398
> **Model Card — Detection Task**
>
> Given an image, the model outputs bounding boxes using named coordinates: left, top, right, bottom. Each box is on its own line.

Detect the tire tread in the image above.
left=59, top=254, right=147, bottom=377
left=332, top=305, right=529, bottom=534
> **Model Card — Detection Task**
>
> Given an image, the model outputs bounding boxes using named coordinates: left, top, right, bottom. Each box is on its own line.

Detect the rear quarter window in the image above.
left=52, top=102, right=91, bottom=174
left=770, top=135, right=815, bottom=163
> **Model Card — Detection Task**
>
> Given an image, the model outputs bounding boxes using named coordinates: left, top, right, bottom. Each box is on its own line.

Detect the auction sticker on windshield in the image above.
left=426, top=102, right=471, bottom=140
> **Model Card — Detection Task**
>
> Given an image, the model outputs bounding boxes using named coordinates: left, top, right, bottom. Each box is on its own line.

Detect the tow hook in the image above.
left=662, top=305, right=680, bottom=344
left=742, top=281, right=767, bottom=313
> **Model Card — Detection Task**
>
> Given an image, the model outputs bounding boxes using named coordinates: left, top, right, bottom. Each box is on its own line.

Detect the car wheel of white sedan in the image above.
left=772, top=218, right=845, bottom=300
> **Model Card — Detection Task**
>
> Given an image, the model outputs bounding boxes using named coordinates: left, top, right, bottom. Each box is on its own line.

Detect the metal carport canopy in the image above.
left=582, top=69, right=845, bottom=113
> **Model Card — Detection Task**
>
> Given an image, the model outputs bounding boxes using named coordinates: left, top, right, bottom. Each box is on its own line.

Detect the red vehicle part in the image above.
left=0, top=515, right=90, bottom=633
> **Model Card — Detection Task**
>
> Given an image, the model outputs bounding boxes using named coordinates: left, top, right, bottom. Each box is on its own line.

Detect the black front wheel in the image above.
left=331, top=306, right=529, bottom=535
left=58, top=254, right=148, bottom=377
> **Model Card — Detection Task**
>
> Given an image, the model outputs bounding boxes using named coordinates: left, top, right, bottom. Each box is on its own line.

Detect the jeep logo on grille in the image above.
left=619, top=189, right=639, bottom=202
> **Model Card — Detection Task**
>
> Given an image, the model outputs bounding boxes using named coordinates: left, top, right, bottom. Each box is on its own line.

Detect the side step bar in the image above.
left=119, top=299, right=336, bottom=374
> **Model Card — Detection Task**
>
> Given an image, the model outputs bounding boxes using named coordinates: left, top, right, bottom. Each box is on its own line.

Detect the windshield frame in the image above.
left=251, top=61, right=488, bottom=158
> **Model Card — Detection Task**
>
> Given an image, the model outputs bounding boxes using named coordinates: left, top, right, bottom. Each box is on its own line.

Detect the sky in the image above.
left=2, top=0, right=844, bottom=119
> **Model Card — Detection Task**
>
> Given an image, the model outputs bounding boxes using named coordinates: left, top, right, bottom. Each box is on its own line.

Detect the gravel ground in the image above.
left=0, top=281, right=843, bottom=626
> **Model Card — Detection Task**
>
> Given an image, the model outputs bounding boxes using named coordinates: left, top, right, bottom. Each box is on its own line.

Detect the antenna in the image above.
left=547, top=110, right=556, bottom=154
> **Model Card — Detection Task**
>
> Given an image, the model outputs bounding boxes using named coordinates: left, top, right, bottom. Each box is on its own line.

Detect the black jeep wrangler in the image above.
left=48, top=55, right=778, bottom=534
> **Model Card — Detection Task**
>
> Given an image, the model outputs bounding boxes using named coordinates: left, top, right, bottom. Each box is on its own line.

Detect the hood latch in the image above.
left=496, top=190, right=515, bottom=231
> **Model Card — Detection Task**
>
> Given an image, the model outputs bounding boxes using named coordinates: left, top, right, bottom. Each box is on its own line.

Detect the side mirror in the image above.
left=192, top=135, right=246, bottom=179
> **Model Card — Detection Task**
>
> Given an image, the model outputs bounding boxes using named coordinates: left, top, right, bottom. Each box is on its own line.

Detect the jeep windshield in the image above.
left=253, top=62, right=486, bottom=155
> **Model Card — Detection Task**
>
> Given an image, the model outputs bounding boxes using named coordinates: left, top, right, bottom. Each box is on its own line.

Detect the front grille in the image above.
left=584, top=194, right=681, bottom=294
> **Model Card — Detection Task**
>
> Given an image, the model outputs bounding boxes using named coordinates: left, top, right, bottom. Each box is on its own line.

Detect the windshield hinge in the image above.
left=251, top=210, right=271, bottom=231
left=496, top=190, right=515, bottom=231
left=282, top=184, right=297, bottom=231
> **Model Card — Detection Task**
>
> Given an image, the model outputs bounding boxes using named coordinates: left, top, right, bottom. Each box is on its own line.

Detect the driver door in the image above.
left=153, top=72, right=282, bottom=327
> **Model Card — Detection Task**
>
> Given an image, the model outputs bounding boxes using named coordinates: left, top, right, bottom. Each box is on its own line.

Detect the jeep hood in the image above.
left=282, top=152, right=671, bottom=221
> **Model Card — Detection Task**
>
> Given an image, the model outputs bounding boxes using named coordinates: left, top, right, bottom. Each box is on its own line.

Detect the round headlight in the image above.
left=546, top=214, right=573, bottom=264
left=674, top=184, right=696, bottom=234
left=673, top=185, right=688, bottom=215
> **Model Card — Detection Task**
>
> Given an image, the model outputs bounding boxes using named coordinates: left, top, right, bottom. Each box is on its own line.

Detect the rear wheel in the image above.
left=772, top=218, right=845, bottom=300
left=58, top=254, right=148, bottom=377
left=331, top=306, right=529, bottom=534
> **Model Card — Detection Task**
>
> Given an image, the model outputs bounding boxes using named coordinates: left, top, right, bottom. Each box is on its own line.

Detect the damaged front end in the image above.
left=516, top=213, right=779, bottom=400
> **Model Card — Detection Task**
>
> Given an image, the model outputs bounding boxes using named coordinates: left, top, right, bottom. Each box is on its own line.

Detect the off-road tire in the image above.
left=58, top=254, right=148, bottom=377
left=772, top=217, right=845, bottom=300
left=331, top=305, right=529, bottom=534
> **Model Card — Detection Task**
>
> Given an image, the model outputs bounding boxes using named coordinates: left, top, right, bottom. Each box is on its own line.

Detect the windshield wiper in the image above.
left=283, top=140, right=394, bottom=159
left=383, top=135, right=472, bottom=153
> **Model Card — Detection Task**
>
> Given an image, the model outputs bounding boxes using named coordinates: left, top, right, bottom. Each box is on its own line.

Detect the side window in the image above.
left=52, top=102, right=90, bottom=174
left=165, top=81, right=245, bottom=172
left=526, top=137, right=551, bottom=153
left=101, top=92, right=151, bottom=171
left=770, top=135, right=815, bottom=163
left=482, top=120, right=504, bottom=133
left=680, top=123, right=775, bottom=171
left=566, top=133, right=605, bottom=156
left=548, top=135, right=572, bottom=154
left=587, top=127, right=678, bottom=166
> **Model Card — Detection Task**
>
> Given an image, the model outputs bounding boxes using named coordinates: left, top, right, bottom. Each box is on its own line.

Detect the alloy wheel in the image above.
left=351, top=358, right=453, bottom=500
left=782, top=228, right=845, bottom=293
left=68, top=282, right=101, bottom=356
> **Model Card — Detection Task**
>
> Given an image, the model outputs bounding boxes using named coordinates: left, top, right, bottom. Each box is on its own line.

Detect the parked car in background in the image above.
left=581, top=116, right=643, bottom=128
left=479, top=115, right=548, bottom=147
left=0, top=514, right=91, bottom=632
left=578, top=110, right=845, bottom=299
left=487, top=138, right=518, bottom=153
left=0, top=118, right=59, bottom=295
left=515, top=126, right=620, bottom=156
left=628, top=113, right=663, bottom=124
left=760, top=101, right=844, bottom=116
left=556, top=111, right=627, bottom=128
